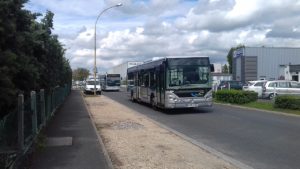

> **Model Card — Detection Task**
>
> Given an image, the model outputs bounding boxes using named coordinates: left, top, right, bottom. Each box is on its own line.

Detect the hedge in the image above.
left=215, top=90, right=257, bottom=104
left=274, top=95, right=300, bottom=110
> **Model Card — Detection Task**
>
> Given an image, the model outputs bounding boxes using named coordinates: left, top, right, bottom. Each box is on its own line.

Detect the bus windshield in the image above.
left=107, top=77, right=121, bottom=86
left=167, top=58, right=210, bottom=89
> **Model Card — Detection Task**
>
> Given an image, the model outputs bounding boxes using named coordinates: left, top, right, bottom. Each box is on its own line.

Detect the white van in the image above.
left=84, top=79, right=101, bottom=95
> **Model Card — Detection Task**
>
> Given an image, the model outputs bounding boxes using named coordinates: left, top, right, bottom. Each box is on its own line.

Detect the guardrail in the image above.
left=0, top=84, right=71, bottom=169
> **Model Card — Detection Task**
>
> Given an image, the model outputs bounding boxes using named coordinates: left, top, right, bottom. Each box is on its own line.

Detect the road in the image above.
left=103, top=90, right=300, bottom=169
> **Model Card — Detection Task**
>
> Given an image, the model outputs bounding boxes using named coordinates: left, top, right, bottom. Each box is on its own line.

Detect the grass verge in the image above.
left=215, top=100, right=300, bottom=116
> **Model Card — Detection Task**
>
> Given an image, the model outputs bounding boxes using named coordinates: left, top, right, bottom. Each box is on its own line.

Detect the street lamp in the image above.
left=94, top=3, right=122, bottom=95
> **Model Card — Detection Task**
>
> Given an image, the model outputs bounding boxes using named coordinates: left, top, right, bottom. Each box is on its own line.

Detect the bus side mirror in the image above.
left=210, top=64, right=214, bottom=72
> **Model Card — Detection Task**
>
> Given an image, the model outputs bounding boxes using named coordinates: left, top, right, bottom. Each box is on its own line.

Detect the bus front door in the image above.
left=157, top=69, right=165, bottom=107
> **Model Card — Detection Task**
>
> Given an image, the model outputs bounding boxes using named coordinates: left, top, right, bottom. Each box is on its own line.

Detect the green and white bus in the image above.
left=99, top=73, right=121, bottom=91
left=127, top=56, right=213, bottom=109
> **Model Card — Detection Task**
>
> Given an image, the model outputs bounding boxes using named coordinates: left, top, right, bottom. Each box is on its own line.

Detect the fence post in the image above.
left=64, top=84, right=67, bottom=98
left=47, top=93, right=51, bottom=118
left=18, top=93, right=24, bottom=151
left=51, top=89, right=54, bottom=115
left=40, top=89, right=46, bottom=127
left=31, top=91, right=37, bottom=135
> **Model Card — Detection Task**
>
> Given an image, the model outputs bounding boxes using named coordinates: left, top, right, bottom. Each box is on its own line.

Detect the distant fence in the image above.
left=0, top=84, right=71, bottom=169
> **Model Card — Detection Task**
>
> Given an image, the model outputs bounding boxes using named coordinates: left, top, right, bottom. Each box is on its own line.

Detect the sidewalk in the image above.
left=30, top=90, right=111, bottom=169
left=85, top=95, right=238, bottom=169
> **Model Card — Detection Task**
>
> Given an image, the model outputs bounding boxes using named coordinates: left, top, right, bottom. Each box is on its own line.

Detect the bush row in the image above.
left=214, top=90, right=257, bottom=104
left=274, top=95, right=300, bottom=110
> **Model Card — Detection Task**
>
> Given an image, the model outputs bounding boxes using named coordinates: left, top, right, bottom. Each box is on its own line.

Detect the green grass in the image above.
left=215, top=100, right=300, bottom=116
left=243, top=101, right=274, bottom=110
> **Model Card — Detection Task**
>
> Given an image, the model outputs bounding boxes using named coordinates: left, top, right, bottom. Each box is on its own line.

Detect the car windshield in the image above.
left=86, top=81, right=100, bottom=85
left=167, top=65, right=210, bottom=89
left=246, top=81, right=255, bottom=86
left=254, top=82, right=264, bottom=87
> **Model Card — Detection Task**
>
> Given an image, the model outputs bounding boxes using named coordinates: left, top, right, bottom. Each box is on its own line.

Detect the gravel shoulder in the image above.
left=84, top=95, right=238, bottom=169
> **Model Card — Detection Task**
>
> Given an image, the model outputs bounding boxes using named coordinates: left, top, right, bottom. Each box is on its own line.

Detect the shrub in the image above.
left=212, top=91, right=216, bottom=98
left=274, top=95, right=300, bottom=110
left=215, top=90, right=257, bottom=104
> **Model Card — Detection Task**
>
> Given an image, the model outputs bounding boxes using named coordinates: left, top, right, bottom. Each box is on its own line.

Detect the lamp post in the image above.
left=94, top=3, right=122, bottom=95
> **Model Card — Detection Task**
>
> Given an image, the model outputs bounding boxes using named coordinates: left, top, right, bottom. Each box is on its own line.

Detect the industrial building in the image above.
left=212, top=63, right=222, bottom=73
left=108, top=61, right=143, bottom=82
left=233, top=47, right=300, bottom=83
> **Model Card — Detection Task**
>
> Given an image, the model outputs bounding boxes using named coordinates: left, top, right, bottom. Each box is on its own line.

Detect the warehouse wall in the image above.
left=233, top=47, right=300, bottom=82
left=245, top=47, right=300, bottom=80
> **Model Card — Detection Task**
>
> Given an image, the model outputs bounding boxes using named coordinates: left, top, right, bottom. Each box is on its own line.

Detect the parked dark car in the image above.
left=217, top=80, right=244, bottom=90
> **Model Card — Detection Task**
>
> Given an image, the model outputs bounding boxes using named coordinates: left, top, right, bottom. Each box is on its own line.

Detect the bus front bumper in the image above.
left=165, top=98, right=213, bottom=109
left=105, top=86, right=120, bottom=91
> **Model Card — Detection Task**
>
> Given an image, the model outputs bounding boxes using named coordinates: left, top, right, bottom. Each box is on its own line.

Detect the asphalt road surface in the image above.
left=102, top=90, right=300, bottom=169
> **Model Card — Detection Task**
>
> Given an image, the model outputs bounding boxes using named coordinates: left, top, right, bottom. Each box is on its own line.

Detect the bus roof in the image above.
left=127, top=56, right=209, bottom=73
left=165, top=56, right=208, bottom=58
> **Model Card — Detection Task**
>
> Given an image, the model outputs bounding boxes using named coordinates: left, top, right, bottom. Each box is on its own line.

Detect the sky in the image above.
left=24, top=0, right=300, bottom=73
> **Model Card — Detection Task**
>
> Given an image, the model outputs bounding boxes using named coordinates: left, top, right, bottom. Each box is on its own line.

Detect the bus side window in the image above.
left=135, top=74, right=138, bottom=86
left=139, top=73, right=143, bottom=86
left=144, top=73, right=149, bottom=87
left=150, top=72, right=156, bottom=89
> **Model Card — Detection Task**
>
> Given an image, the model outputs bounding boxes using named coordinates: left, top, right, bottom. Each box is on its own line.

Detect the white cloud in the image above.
left=25, top=0, right=300, bottom=72
left=226, top=0, right=258, bottom=19
left=26, top=0, right=106, bottom=17
left=175, top=0, right=300, bottom=32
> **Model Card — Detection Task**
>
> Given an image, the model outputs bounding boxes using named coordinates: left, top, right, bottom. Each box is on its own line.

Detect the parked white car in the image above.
left=262, top=80, right=300, bottom=99
left=242, top=80, right=267, bottom=98
left=84, top=79, right=101, bottom=95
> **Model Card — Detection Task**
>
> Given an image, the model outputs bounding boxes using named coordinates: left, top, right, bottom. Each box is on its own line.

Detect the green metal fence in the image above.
left=0, top=84, right=71, bottom=169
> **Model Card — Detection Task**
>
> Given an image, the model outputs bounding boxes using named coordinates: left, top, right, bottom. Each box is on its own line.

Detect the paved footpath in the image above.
left=31, top=90, right=110, bottom=169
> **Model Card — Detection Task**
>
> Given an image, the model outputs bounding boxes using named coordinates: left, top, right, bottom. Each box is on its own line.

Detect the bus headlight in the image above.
left=167, top=92, right=179, bottom=102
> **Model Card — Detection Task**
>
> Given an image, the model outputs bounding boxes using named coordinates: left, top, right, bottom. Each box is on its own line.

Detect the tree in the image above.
left=0, top=2, right=72, bottom=118
left=72, top=68, right=90, bottom=81
left=0, top=0, right=36, bottom=118
left=226, top=44, right=245, bottom=74
left=222, top=64, right=229, bottom=73
left=226, top=47, right=235, bottom=74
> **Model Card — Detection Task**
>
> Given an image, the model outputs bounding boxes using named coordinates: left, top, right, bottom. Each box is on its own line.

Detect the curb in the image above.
left=105, top=96, right=254, bottom=169
left=214, top=102, right=300, bottom=118
left=81, top=92, right=114, bottom=169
